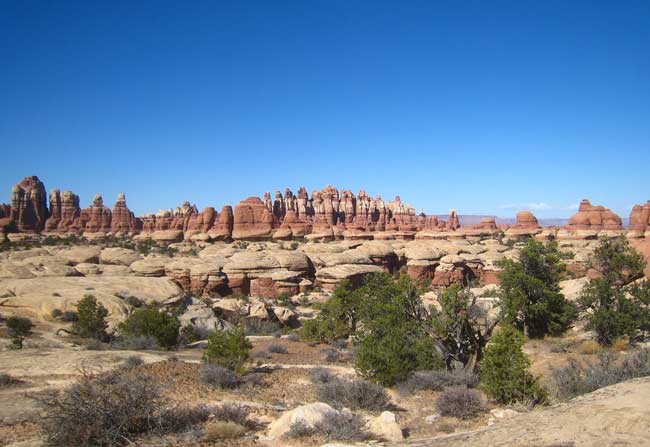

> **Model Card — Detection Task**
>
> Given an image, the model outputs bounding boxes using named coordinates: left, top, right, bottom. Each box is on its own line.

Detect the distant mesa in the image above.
left=0, top=175, right=643, bottom=243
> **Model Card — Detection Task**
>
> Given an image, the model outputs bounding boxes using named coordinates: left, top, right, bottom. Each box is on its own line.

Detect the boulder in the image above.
left=178, top=298, right=232, bottom=335
left=59, top=246, right=102, bottom=265
left=366, top=411, right=403, bottom=442
left=267, top=402, right=339, bottom=439
left=99, top=247, right=142, bottom=266
left=130, top=258, right=168, bottom=276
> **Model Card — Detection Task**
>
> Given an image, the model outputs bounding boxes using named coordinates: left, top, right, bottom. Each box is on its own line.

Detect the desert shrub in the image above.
left=158, top=404, right=212, bottom=433
left=285, top=413, right=369, bottom=441
left=241, top=372, right=266, bottom=387
left=331, top=338, right=348, bottom=349
left=200, top=364, right=240, bottom=389
left=204, top=420, right=246, bottom=440
left=250, top=350, right=272, bottom=360
left=286, top=332, right=299, bottom=342
left=314, top=412, right=370, bottom=441
left=321, top=347, right=341, bottom=363
left=118, top=308, right=180, bottom=349
left=317, top=377, right=390, bottom=411
left=267, top=342, right=288, bottom=354
left=0, top=373, right=18, bottom=387
left=402, top=369, right=479, bottom=393
left=124, top=296, right=145, bottom=308
left=112, top=335, right=159, bottom=350
left=60, top=311, right=79, bottom=322
left=284, top=419, right=316, bottom=438
left=479, top=325, right=547, bottom=405
left=309, top=367, right=335, bottom=384
left=203, top=328, right=252, bottom=372
left=122, top=355, right=143, bottom=369
left=212, top=403, right=250, bottom=427
left=73, top=295, right=109, bottom=341
left=243, top=319, right=281, bottom=336
left=436, top=387, right=484, bottom=419
left=38, top=369, right=209, bottom=446
left=578, top=237, right=650, bottom=346
left=51, top=309, right=63, bottom=319
left=6, top=316, right=33, bottom=349
left=553, top=349, right=650, bottom=400
left=497, top=239, right=577, bottom=338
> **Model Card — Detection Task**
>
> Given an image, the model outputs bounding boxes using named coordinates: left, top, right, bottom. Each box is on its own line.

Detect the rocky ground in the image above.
left=1, top=236, right=650, bottom=447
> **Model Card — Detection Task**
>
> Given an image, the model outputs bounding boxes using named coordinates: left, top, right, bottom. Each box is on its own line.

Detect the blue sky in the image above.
left=1, top=0, right=649, bottom=218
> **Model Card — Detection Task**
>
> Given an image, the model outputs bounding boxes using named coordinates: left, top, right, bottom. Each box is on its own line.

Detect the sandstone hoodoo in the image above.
left=110, top=193, right=138, bottom=234
left=1, top=176, right=647, bottom=246
left=10, top=175, right=48, bottom=232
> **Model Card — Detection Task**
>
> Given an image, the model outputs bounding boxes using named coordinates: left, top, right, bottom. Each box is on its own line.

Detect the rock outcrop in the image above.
left=10, top=176, right=48, bottom=232
left=110, top=193, right=138, bottom=234
left=565, top=199, right=623, bottom=232
left=5, top=176, right=649, bottom=246
left=232, top=197, right=274, bottom=240
left=505, top=210, right=542, bottom=237
left=79, top=194, right=112, bottom=233
left=629, top=201, right=650, bottom=236
left=45, top=189, right=81, bottom=232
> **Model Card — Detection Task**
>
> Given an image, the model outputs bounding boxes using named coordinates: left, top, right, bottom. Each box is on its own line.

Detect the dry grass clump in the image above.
left=401, top=369, right=479, bottom=393
left=200, top=364, right=240, bottom=389
left=309, top=367, right=335, bottom=384
left=204, top=420, right=247, bottom=440
left=121, top=355, right=144, bottom=370
left=320, top=347, right=341, bottom=363
left=576, top=340, right=601, bottom=355
left=211, top=403, right=251, bottom=427
left=267, top=342, right=288, bottom=354
left=553, top=349, right=650, bottom=400
left=317, top=377, right=390, bottom=411
left=435, top=387, right=484, bottom=419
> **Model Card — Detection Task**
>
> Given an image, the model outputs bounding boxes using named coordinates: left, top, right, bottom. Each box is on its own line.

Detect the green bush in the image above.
left=73, top=295, right=109, bottom=341
left=202, top=327, right=252, bottom=373
left=355, top=273, right=444, bottom=385
left=578, top=237, right=650, bottom=346
left=118, top=308, right=180, bottom=349
left=497, top=239, right=577, bottom=338
left=6, top=316, right=34, bottom=349
left=479, top=325, right=546, bottom=405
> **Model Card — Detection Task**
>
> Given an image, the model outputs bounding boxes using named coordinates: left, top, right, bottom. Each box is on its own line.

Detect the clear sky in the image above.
left=1, top=0, right=649, bottom=218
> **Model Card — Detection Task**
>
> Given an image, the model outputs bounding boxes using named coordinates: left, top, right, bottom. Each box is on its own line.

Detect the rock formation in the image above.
left=79, top=194, right=112, bottom=233
left=110, top=193, right=138, bottom=234
left=232, top=197, right=274, bottom=240
left=45, top=189, right=81, bottom=232
left=629, top=202, right=650, bottom=235
left=565, top=199, right=623, bottom=231
left=5, top=176, right=649, bottom=246
left=506, top=210, right=542, bottom=237
left=10, top=176, right=48, bottom=232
